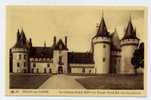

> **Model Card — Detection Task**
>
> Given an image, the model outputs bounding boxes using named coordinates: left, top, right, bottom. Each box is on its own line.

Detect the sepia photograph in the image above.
left=6, top=6, right=147, bottom=96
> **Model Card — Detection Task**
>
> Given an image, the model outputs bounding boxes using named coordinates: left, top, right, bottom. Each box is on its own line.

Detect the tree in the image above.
left=131, top=42, right=144, bottom=74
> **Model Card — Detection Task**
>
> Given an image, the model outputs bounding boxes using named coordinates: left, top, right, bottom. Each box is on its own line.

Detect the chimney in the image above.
left=53, top=36, right=56, bottom=46
left=65, top=36, right=67, bottom=47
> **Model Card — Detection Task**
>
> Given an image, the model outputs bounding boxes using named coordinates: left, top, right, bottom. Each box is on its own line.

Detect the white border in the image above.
left=0, top=0, right=151, bottom=100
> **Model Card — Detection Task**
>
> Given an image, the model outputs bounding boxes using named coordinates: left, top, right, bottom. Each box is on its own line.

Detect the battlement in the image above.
left=121, top=38, right=139, bottom=46
left=93, top=36, right=111, bottom=44
left=111, top=50, right=121, bottom=57
left=11, top=48, right=28, bottom=53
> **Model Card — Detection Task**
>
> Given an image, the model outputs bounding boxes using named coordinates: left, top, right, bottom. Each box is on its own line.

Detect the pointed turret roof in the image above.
left=95, top=13, right=109, bottom=37
left=122, top=16, right=138, bottom=40
left=13, top=28, right=28, bottom=48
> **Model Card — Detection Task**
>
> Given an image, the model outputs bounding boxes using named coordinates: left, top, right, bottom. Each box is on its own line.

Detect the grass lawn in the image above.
left=10, top=73, right=52, bottom=89
left=76, top=74, right=144, bottom=90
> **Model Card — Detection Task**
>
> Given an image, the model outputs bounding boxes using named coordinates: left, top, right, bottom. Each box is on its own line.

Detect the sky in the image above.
left=6, top=6, right=145, bottom=52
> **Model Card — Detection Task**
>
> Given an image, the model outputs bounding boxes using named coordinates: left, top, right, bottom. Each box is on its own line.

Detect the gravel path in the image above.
left=39, top=74, right=85, bottom=89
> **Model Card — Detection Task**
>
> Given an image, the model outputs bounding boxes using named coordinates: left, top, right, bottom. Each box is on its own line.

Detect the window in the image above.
left=31, top=68, right=34, bottom=73
left=24, top=69, right=26, bottom=73
left=103, top=44, right=106, bottom=48
left=89, top=70, right=91, bottom=74
left=59, top=56, right=63, bottom=65
left=36, top=68, right=39, bottom=73
left=44, top=68, right=47, bottom=73
left=82, top=68, right=85, bottom=73
left=33, top=63, right=36, bottom=67
left=24, top=62, right=26, bottom=67
left=49, top=68, right=52, bottom=73
left=24, top=55, right=26, bottom=59
left=17, top=63, right=20, bottom=67
left=103, top=57, right=106, bottom=62
left=47, top=63, right=50, bottom=67
left=19, top=54, right=21, bottom=60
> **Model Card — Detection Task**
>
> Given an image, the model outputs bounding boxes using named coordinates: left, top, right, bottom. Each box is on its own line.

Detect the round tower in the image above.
left=92, top=15, right=111, bottom=74
left=11, top=29, right=29, bottom=73
left=120, top=17, right=139, bottom=74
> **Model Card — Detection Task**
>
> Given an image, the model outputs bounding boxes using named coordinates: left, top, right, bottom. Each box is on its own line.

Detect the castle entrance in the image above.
left=58, top=66, right=63, bottom=74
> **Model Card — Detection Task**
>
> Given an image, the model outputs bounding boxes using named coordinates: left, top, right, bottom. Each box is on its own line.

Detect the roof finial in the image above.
left=21, top=26, right=24, bottom=33
left=129, top=13, right=132, bottom=23
left=102, top=9, right=104, bottom=18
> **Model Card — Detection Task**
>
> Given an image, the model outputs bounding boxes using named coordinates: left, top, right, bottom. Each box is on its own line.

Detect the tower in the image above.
left=110, top=29, right=121, bottom=73
left=92, top=14, right=111, bottom=74
left=11, top=29, right=29, bottom=73
left=120, top=17, right=139, bottom=74
left=53, top=37, right=68, bottom=74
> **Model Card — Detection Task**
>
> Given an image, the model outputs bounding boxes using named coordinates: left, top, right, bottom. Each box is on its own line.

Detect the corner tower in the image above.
left=92, top=14, right=111, bottom=74
left=11, top=29, right=29, bottom=73
left=120, top=17, right=139, bottom=74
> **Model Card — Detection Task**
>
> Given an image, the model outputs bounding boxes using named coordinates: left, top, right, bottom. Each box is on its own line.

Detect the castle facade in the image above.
left=9, top=15, right=139, bottom=74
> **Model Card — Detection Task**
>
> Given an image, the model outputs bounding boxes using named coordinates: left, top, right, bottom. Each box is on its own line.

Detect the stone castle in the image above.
left=9, top=15, right=140, bottom=74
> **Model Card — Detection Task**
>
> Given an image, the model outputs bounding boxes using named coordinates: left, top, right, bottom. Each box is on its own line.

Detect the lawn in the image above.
left=10, top=73, right=51, bottom=89
left=76, top=74, right=144, bottom=90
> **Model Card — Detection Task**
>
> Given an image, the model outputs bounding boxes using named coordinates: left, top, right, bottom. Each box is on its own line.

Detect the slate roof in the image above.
left=29, top=47, right=53, bottom=58
left=95, top=16, right=110, bottom=37
left=13, top=29, right=28, bottom=48
left=122, top=17, right=139, bottom=40
left=54, top=39, right=68, bottom=50
left=68, top=52, right=94, bottom=64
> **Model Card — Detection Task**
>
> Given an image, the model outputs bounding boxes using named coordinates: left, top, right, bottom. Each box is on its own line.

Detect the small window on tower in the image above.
left=103, top=58, right=106, bottom=62
left=17, top=63, right=20, bottom=67
left=103, top=45, right=106, bottom=48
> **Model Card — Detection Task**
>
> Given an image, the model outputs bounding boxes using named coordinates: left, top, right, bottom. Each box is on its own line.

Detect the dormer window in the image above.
left=59, top=44, right=62, bottom=49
